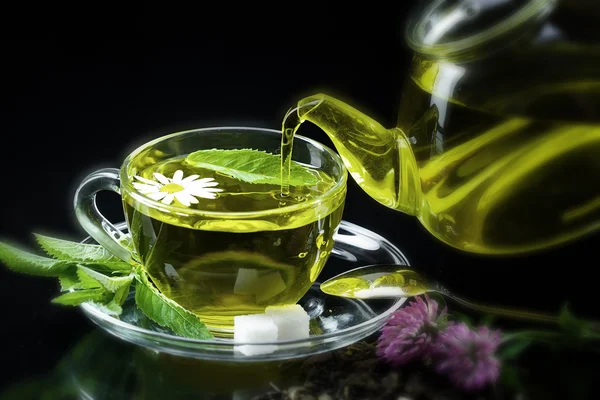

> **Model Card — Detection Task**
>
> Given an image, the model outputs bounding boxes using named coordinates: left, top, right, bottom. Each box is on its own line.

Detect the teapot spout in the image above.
left=291, top=94, right=420, bottom=215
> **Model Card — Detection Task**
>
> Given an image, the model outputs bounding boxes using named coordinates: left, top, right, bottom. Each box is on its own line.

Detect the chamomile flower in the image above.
left=132, top=169, right=223, bottom=206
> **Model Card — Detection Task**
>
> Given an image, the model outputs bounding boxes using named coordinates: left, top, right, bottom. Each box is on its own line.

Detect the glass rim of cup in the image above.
left=120, top=126, right=348, bottom=219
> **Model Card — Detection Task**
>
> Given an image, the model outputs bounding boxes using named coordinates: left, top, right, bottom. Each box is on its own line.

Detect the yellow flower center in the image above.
left=160, top=183, right=185, bottom=193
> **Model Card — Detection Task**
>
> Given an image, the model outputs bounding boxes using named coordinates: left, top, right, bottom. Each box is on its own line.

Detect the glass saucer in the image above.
left=80, top=220, right=409, bottom=361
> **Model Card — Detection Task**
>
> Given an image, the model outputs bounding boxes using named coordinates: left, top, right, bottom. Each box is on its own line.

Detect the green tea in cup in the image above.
left=74, top=127, right=347, bottom=333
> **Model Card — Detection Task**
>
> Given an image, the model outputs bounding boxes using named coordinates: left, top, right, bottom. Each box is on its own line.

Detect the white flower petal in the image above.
left=192, top=181, right=220, bottom=188
left=175, top=191, right=199, bottom=206
left=133, top=183, right=160, bottom=193
left=161, top=193, right=175, bottom=205
left=186, top=187, right=211, bottom=196
left=154, top=173, right=170, bottom=185
left=196, top=192, right=217, bottom=199
left=147, top=191, right=168, bottom=200
left=195, top=177, right=217, bottom=183
left=172, top=170, right=184, bottom=183
left=186, top=188, right=219, bottom=199
left=134, top=175, right=160, bottom=186
left=180, top=191, right=200, bottom=203
left=173, top=192, right=190, bottom=207
left=181, top=174, right=200, bottom=183
left=203, top=188, right=224, bottom=193
left=185, top=181, right=219, bottom=190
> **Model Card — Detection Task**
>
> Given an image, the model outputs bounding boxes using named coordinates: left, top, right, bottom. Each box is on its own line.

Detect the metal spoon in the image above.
left=320, top=264, right=560, bottom=324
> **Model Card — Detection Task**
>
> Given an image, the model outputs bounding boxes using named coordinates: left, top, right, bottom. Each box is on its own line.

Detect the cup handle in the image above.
left=73, top=168, right=134, bottom=264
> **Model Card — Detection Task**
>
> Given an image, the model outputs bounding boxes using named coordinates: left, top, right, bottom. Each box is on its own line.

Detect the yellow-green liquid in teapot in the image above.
left=285, top=48, right=600, bottom=255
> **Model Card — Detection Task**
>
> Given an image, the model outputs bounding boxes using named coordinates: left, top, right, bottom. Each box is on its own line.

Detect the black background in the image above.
left=1, top=1, right=598, bottom=392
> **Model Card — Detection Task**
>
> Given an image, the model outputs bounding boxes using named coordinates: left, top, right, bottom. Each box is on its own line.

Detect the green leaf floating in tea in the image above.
left=0, top=235, right=214, bottom=340
left=185, top=149, right=319, bottom=186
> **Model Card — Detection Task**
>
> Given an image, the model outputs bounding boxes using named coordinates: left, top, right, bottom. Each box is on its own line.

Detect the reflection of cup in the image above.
left=133, top=350, right=303, bottom=398
left=74, top=127, right=347, bottom=332
left=64, top=331, right=301, bottom=399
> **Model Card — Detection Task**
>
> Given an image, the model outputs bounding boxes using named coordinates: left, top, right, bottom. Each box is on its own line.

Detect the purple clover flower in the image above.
left=376, top=294, right=448, bottom=366
left=430, top=322, right=502, bottom=391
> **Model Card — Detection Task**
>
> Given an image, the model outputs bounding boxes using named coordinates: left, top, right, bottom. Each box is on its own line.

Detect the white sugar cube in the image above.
left=233, top=314, right=278, bottom=343
left=265, top=304, right=310, bottom=340
left=233, top=314, right=279, bottom=356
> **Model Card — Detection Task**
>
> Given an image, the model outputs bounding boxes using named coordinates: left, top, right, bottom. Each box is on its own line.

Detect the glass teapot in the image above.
left=289, top=0, right=600, bottom=255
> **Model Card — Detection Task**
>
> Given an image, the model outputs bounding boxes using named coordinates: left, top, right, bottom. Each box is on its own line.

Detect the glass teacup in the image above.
left=74, top=127, right=347, bottom=332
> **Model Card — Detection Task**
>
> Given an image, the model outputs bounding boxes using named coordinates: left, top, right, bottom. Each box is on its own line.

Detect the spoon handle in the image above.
left=431, top=282, right=560, bottom=324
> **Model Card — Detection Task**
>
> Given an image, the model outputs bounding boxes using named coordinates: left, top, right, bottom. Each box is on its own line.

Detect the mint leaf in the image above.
left=75, top=268, right=103, bottom=289
left=52, top=288, right=108, bottom=306
left=58, top=267, right=133, bottom=315
left=60, top=278, right=131, bottom=316
left=134, top=272, right=213, bottom=340
left=185, top=149, right=319, bottom=186
left=59, top=268, right=105, bottom=291
left=76, top=266, right=133, bottom=293
left=59, top=273, right=81, bottom=291
left=88, top=301, right=123, bottom=317
left=0, top=241, right=72, bottom=277
left=112, top=277, right=133, bottom=306
left=34, top=234, right=132, bottom=272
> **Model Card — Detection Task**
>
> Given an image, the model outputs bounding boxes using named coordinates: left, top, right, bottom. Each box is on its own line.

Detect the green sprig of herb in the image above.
left=134, top=270, right=213, bottom=340
left=450, top=301, right=600, bottom=363
left=185, top=148, right=319, bottom=186
left=0, top=235, right=213, bottom=340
